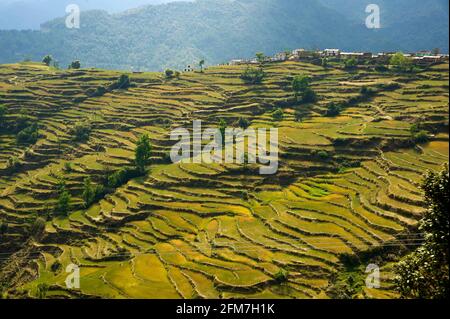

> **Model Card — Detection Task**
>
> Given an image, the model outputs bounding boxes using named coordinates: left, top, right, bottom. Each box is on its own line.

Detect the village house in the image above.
left=272, top=52, right=288, bottom=62
left=340, top=52, right=372, bottom=61
left=322, top=49, right=340, bottom=57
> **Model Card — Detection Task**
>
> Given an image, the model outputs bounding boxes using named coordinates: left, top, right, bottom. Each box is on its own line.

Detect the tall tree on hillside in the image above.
left=42, top=55, right=52, bottom=66
left=395, top=164, right=449, bottom=299
left=255, top=52, right=266, bottom=64
left=199, top=59, right=205, bottom=72
left=135, top=134, right=152, bottom=173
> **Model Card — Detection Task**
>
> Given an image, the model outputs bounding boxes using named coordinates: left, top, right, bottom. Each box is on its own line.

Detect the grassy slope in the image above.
left=0, top=61, right=448, bottom=299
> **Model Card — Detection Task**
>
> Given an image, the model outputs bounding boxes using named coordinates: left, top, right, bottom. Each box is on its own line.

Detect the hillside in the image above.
left=0, top=0, right=448, bottom=71
left=0, top=59, right=448, bottom=298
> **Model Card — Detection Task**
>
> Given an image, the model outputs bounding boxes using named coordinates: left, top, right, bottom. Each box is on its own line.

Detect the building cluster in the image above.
left=229, top=48, right=449, bottom=67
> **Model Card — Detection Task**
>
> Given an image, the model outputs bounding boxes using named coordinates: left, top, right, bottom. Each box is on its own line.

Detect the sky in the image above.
left=0, top=0, right=190, bottom=30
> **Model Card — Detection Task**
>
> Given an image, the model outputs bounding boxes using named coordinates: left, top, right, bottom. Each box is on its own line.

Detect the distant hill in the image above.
left=0, top=0, right=448, bottom=71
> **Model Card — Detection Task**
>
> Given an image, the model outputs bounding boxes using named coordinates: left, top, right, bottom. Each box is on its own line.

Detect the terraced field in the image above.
left=0, top=61, right=448, bottom=299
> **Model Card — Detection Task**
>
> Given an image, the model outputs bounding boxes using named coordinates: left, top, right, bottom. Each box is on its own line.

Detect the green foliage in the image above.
left=50, top=261, right=62, bottom=273
left=292, top=75, right=317, bottom=103
left=255, top=52, right=266, bottom=64
left=395, top=165, right=449, bottom=299
left=69, top=60, right=81, bottom=69
left=0, top=104, right=6, bottom=123
left=274, top=269, right=289, bottom=283
left=238, top=117, right=250, bottom=129
left=165, top=69, right=174, bottom=78
left=294, top=108, right=303, bottom=122
left=42, top=55, right=52, bottom=66
left=292, top=75, right=310, bottom=96
left=315, top=150, right=330, bottom=160
left=89, top=86, right=107, bottom=97
left=199, top=59, right=205, bottom=72
left=135, top=134, right=152, bottom=173
left=107, top=167, right=140, bottom=188
left=218, top=119, right=227, bottom=146
left=6, top=156, right=19, bottom=171
left=325, top=102, right=342, bottom=117
left=55, top=182, right=71, bottom=217
left=240, top=67, right=265, bottom=84
left=360, top=86, right=375, bottom=97
left=390, top=52, right=413, bottom=72
left=36, top=283, right=49, bottom=299
left=272, top=108, right=284, bottom=121
left=30, top=217, right=46, bottom=240
left=16, top=122, right=39, bottom=144
left=410, top=124, right=429, bottom=144
left=82, top=177, right=105, bottom=208
left=344, top=58, right=357, bottom=69
left=110, top=74, right=131, bottom=90
left=71, top=121, right=91, bottom=142
left=0, top=220, right=8, bottom=235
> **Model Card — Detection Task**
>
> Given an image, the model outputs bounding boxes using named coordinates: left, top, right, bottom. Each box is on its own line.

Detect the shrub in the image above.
left=55, top=189, right=71, bottom=217
left=360, top=86, right=375, bottom=97
left=325, top=102, right=342, bottom=117
left=272, top=108, right=284, bottom=121
left=42, top=55, right=52, bottom=66
left=301, top=88, right=317, bottom=103
left=240, top=67, right=265, bottom=84
left=71, top=121, right=91, bottom=142
left=107, top=167, right=141, bottom=189
left=294, top=109, right=303, bottom=122
left=274, top=269, right=289, bottom=283
left=135, top=134, right=152, bottom=173
left=50, top=261, right=62, bottom=273
left=90, top=86, right=107, bottom=97
left=16, top=122, right=39, bottom=144
left=110, top=74, right=131, bottom=90
left=344, top=58, right=357, bottom=69
left=69, top=60, right=81, bottom=69
left=412, top=130, right=429, bottom=144
left=316, top=150, right=330, bottom=160
left=238, top=117, right=250, bottom=129
left=30, top=217, right=46, bottom=239
left=0, top=220, right=8, bottom=234
left=165, top=69, right=174, bottom=78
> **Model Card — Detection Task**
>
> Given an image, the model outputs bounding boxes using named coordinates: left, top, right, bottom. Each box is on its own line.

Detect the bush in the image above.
left=165, top=69, right=174, bottom=78
left=107, top=167, right=141, bottom=189
left=316, top=150, right=330, bottom=160
left=42, top=55, right=52, bottom=66
left=238, top=117, right=250, bottom=129
left=110, top=74, right=131, bottom=90
left=325, top=102, right=342, bottom=117
left=240, top=67, right=265, bottom=84
left=272, top=108, right=284, bottom=121
left=50, top=261, right=62, bottom=273
left=360, top=86, right=375, bottom=97
left=71, top=121, right=91, bottom=142
left=55, top=190, right=71, bottom=217
left=301, top=88, right=317, bottom=103
left=69, top=60, right=81, bottom=69
left=0, top=220, right=8, bottom=234
left=16, top=122, right=39, bottom=144
left=89, top=86, right=107, bottom=97
left=274, top=269, right=288, bottom=283
left=344, top=58, right=357, bottom=69
left=412, top=130, right=429, bottom=144
left=30, top=217, right=46, bottom=239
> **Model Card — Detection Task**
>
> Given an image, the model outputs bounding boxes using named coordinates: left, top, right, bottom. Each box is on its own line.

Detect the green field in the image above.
left=0, top=60, right=448, bottom=299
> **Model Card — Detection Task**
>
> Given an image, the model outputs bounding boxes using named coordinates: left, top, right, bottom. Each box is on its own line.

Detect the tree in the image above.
left=272, top=108, right=284, bottom=121
left=218, top=119, right=227, bottom=146
left=135, top=134, right=152, bottom=173
left=36, top=283, right=49, bottom=299
left=30, top=217, right=46, bottom=240
left=395, top=165, right=449, bottom=299
left=199, top=59, right=205, bottom=72
left=344, top=58, right=357, bottom=69
left=294, top=109, right=303, bottom=122
left=255, top=52, right=266, bottom=64
left=238, top=117, right=250, bottom=129
left=16, top=122, right=39, bottom=144
left=69, top=60, right=81, bottom=69
left=71, top=121, right=91, bottom=142
left=0, top=105, right=6, bottom=128
left=240, top=67, right=265, bottom=84
left=55, top=187, right=71, bottom=217
left=165, top=69, right=174, bottom=78
left=42, top=55, right=52, bottom=66
left=390, top=52, right=412, bottom=72
left=82, top=177, right=95, bottom=208
left=321, top=58, right=328, bottom=68
left=0, top=220, right=8, bottom=235
left=326, top=102, right=342, bottom=117
left=301, top=88, right=317, bottom=103
left=292, top=75, right=310, bottom=98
